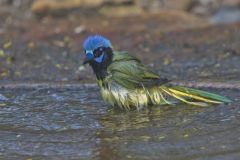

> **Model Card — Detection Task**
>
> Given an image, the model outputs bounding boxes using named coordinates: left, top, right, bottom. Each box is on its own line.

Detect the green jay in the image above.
left=83, top=35, right=231, bottom=110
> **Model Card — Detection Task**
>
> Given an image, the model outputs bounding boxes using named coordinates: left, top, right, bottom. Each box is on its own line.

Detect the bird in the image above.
left=82, top=35, right=231, bottom=110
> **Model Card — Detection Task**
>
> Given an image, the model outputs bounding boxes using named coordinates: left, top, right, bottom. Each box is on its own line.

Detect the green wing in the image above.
left=107, top=51, right=169, bottom=89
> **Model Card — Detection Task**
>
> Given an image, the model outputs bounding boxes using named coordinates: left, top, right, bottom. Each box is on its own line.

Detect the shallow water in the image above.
left=0, top=86, right=239, bottom=160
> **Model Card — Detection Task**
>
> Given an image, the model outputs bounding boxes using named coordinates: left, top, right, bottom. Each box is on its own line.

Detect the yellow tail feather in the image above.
left=161, top=87, right=223, bottom=106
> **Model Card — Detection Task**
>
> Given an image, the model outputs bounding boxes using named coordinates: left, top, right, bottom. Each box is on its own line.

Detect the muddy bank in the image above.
left=0, top=19, right=239, bottom=84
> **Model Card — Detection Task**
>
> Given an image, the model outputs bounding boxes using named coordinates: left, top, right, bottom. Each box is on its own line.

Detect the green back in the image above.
left=107, top=51, right=166, bottom=89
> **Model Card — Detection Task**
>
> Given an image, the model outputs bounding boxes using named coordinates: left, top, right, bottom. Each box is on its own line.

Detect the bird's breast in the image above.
left=98, top=80, right=150, bottom=110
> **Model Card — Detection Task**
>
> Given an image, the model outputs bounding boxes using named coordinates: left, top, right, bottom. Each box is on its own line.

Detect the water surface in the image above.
left=0, top=86, right=239, bottom=160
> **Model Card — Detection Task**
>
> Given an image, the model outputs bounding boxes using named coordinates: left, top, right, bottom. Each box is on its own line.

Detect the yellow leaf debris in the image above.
left=3, top=41, right=12, bottom=49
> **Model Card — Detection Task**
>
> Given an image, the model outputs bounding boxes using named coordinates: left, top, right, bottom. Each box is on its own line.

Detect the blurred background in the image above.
left=0, top=0, right=239, bottom=84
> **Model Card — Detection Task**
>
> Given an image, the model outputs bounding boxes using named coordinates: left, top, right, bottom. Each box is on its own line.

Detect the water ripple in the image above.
left=0, top=87, right=239, bottom=159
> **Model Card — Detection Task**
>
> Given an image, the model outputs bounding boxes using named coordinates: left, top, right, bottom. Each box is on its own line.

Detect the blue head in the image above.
left=83, top=35, right=112, bottom=64
left=82, top=35, right=114, bottom=80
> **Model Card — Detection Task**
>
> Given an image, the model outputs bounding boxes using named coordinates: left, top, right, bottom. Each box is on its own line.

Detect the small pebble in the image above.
left=14, top=71, right=22, bottom=77
left=0, top=70, right=8, bottom=77
left=78, top=65, right=85, bottom=71
left=163, top=57, right=170, bottom=65
left=28, top=42, right=35, bottom=48
left=74, top=25, right=85, bottom=34
left=0, top=50, right=5, bottom=57
left=0, top=103, right=7, bottom=107
left=16, top=134, right=21, bottom=138
left=6, top=56, right=15, bottom=64
left=3, top=41, right=12, bottom=49
left=55, top=64, right=62, bottom=69
left=64, top=36, right=71, bottom=45
left=183, top=133, right=189, bottom=138
left=158, top=135, right=165, bottom=140
left=102, top=20, right=110, bottom=26
left=0, top=94, right=8, bottom=100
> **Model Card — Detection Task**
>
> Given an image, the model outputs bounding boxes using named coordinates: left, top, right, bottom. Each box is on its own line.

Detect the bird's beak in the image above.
left=83, top=51, right=94, bottom=65
left=83, top=57, right=92, bottom=65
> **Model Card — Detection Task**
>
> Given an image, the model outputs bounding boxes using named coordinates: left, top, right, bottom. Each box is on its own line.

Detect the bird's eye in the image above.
left=94, top=47, right=104, bottom=57
left=93, top=50, right=100, bottom=57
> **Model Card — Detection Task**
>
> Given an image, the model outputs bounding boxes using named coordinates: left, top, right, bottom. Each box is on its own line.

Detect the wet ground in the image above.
left=0, top=2, right=240, bottom=160
left=0, top=86, right=239, bottom=160
left=0, top=11, right=239, bottom=83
